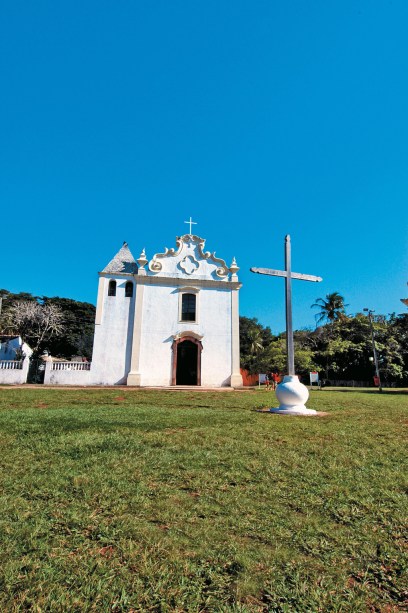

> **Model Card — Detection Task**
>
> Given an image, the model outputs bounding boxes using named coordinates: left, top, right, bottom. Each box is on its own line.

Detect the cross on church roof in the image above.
left=184, top=217, right=197, bottom=235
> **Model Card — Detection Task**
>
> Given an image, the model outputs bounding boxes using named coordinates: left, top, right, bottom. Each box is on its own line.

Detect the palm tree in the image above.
left=247, top=328, right=264, bottom=355
left=312, top=292, right=348, bottom=325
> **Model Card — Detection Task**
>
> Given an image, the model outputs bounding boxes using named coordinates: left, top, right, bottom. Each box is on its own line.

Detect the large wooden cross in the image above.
left=251, top=235, right=322, bottom=376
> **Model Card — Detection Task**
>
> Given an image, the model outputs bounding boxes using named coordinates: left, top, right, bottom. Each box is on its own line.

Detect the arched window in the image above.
left=108, top=280, right=117, bottom=296
left=181, top=293, right=196, bottom=322
left=125, top=281, right=133, bottom=297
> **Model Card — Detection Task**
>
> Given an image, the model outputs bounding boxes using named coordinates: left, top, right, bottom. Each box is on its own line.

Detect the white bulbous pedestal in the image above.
left=270, top=375, right=317, bottom=416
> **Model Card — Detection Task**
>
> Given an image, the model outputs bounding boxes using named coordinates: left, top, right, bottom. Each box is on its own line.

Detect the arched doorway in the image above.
left=172, top=337, right=202, bottom=386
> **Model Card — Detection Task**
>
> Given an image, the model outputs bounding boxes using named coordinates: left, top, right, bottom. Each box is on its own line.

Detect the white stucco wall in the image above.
left=0, top=358, right=29, bottom=384
left=44, top=363, right=91, bottom=385
left=199, top=287, right=232, bottom=386
left=90, top=277, right=135, bottom=385
left=137, top=283, right=232, bottom=386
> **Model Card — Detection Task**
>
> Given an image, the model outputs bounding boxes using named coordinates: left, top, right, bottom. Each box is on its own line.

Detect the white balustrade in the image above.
left=51, top=362, right=91, bottom=371
left=0, top=360, right=23, bottom=370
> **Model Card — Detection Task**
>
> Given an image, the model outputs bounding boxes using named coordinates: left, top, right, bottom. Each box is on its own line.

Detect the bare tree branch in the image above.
left=3, top=301, right=65, bottom=355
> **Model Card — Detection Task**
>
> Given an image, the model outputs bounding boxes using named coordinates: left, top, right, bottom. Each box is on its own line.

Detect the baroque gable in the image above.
left=147, top=235, right=235, bottom=281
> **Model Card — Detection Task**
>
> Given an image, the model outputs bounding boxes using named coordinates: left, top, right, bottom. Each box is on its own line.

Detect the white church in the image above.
left=44, top=230, right=243, bottom=388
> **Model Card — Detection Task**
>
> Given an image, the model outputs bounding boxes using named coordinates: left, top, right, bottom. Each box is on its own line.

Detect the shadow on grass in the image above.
left=321, top=387, right=408, bottom=395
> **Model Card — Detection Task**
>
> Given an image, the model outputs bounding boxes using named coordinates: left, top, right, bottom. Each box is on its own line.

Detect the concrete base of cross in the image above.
left=270, top=374, right=317, bottom=416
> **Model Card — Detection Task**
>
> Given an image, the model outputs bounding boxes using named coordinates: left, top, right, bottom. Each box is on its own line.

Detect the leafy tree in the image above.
left=239, top=318, right=316, bottom=377
left=239, top=317, right=274, bottom=374
left=292, top=330, right=319, bottom=376
left=309, top=313, right=407, bottom=384
left=388, top=313, right=408, bottom=379
left=42, top=297, right=95, bottom=359
left=311, top=292, right=348, bottom=325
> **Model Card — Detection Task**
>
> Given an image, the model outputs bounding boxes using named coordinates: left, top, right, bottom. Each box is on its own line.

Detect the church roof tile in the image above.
left=102, top=242, right=138, bottom=274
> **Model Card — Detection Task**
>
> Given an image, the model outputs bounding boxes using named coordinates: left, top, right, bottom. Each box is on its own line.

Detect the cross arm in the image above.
left=250, top=267, right=322, bottom=282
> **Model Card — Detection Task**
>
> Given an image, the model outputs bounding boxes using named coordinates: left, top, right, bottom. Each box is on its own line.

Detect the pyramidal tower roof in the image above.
left=102, top=242, right=138, bottom=274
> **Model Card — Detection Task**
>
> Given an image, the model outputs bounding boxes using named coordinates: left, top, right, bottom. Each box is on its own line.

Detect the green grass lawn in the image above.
left=0, top=387, right=406, bottom=612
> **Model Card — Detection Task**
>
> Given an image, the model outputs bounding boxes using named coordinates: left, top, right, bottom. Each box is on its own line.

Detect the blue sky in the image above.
left=1, top=0, right=407, bottom=333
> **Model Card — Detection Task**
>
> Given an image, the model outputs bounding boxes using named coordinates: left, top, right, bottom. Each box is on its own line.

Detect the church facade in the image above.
left=89, top=233, right=243, bottom=387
